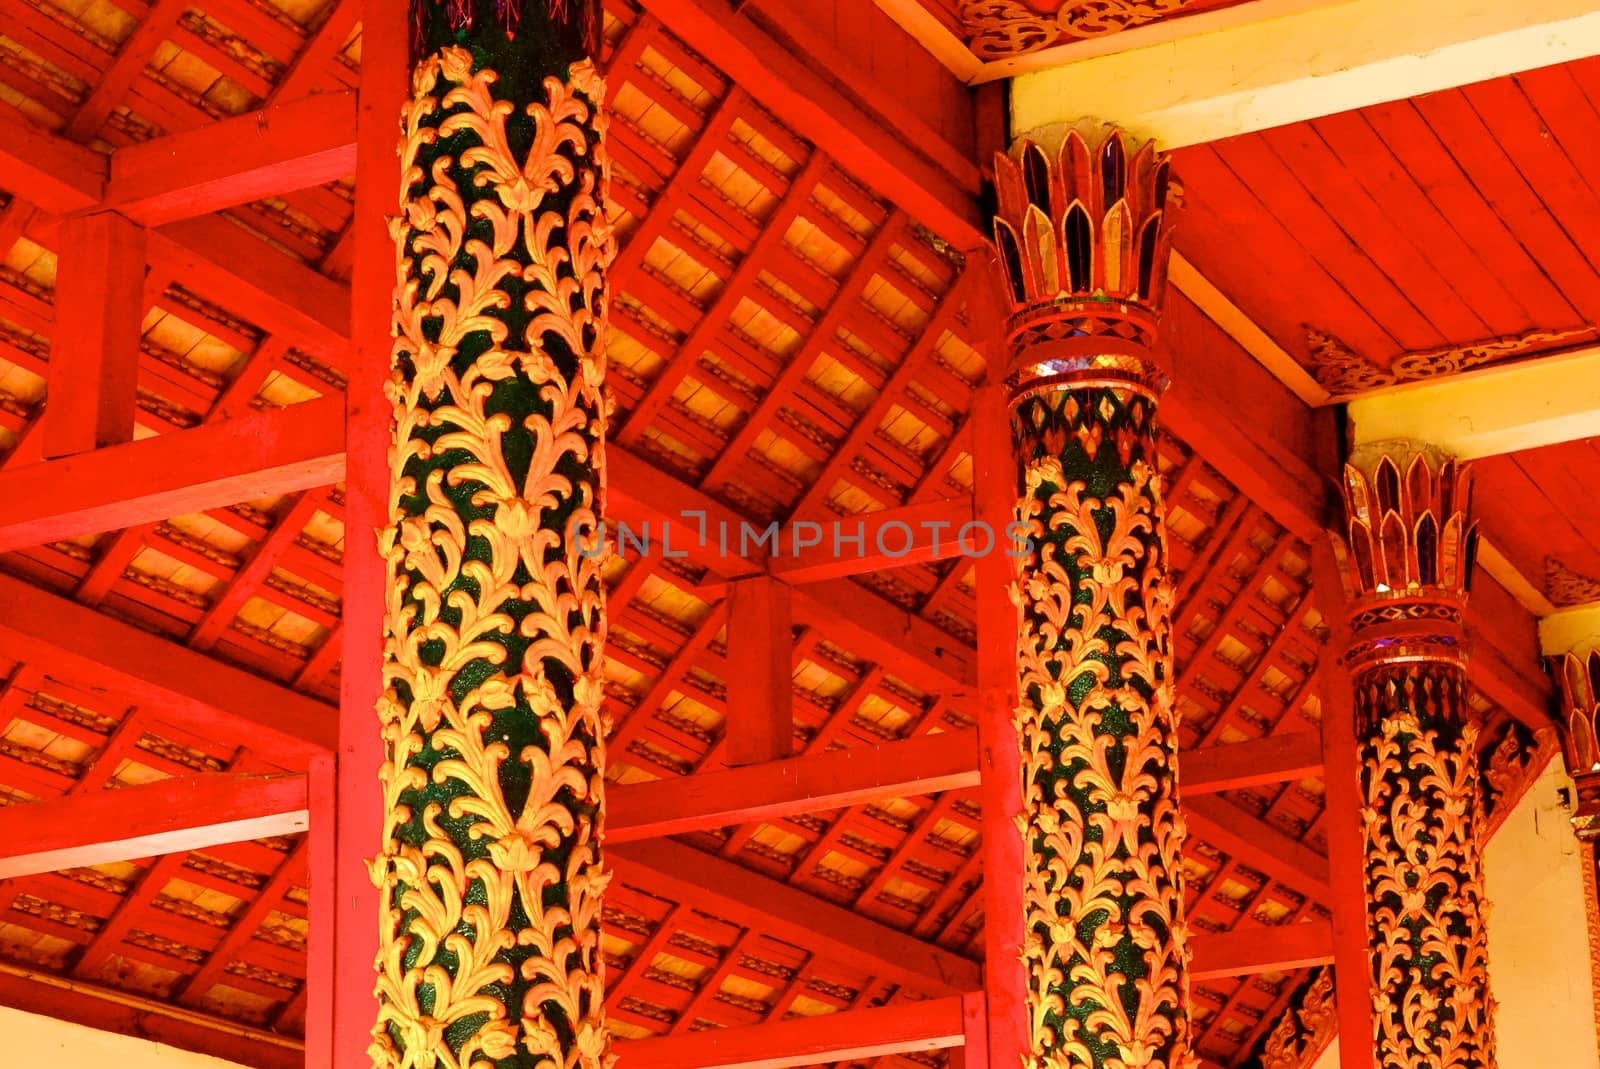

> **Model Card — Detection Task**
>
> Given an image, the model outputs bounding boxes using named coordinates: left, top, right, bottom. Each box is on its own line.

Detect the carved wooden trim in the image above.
left=1305, top=325, right=1593, bottom=398
left=961, top=0, right=1201, bottom=58
left=1547, top=558, right=1600, bottom=609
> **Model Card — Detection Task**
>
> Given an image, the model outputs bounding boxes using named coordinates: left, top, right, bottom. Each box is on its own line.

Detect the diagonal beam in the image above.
left=0, top=572, right=334, bottom=757
left=107, top=92, right=357, bottom=226
left=609, top=838, right=980, bottom=996
left=0, top=395, right=344, bottom=554
left=609, top=729, right=980, bottom=842
left=613, top=995, right=968, bottom=1069
left=0, top=773, right=309, bottom=880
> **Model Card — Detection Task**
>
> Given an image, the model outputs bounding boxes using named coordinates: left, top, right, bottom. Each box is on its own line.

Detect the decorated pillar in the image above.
left=371, top=3, right=613, bottom=1068
left=1554, top=644, right=1600, bottom=838
left=989, top=124, right=1191, bottom=1067
left=1335, top=442, right=1496, bottom=1067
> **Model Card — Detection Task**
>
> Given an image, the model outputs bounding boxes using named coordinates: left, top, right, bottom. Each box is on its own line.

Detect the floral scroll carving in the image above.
left=962, top=0, right=1198, bottom=59
left=1306, top=326, right=1592, bottom=399
left=374, top=19, right=615, bottom=1069
left=994, top=123, right=1191, bottom=1068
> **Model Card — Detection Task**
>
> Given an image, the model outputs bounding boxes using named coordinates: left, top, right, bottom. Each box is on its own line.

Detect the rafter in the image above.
left=0, top=774, right=308, bottom=880
left=1185, top=795, right=1332, bottom=905
left=1189, top=921, right=1334, bottom=982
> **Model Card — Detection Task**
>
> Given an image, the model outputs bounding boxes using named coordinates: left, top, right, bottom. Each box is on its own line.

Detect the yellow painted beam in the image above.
left=1346, top=345, right=1600, bottom=460
left=1539, top=604, right=1600, bottom=658
left=1012, top=0, right=1600, bottom=147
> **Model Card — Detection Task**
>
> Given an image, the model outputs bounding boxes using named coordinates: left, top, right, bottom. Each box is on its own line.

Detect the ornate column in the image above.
left=990, top=124, right=1191, bottom=1068
left=371, top=3, right=613, bottom=1068
left=1335, top=443, right=1496, bottom=1068
left=1550, top=638, right=1600, bottom=1044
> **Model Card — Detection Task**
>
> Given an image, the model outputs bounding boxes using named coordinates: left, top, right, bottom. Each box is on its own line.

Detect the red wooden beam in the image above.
left=610, top=838, right=979, bottom=996
left=633, top=0, right=983, bottom=248
left=0, top=571, right=334, bottom=757
left=41, top=212, right=146, bottom=460
left=268, top=0, right=359, bottom=105
left=107, top=92, right=357, bottom=226
left=1309, top=536, right=1378, bottom=1069
left=609, top=729, right=980, bottom=841
left=613, top=994, right=967, bottom=1068
left=1188, top=920, right=1335, bottom=981
left=1181, top=731, right=1324, bottom=795
left=607, top=445, right=765, bottom=577
left=0, top=113, right=105, bottom=214
left=64, top=0, right=187, bottom=141
left=0, top=395, right=343, bottom=553
left=0, top=773, right=308, bottom=879
left=724, top=577, right=793, bottom=766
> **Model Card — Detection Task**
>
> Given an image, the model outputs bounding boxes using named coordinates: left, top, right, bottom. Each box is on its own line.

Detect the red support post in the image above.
left=971, top=383, right=1028, bottom=1066
left=324, top=1, right=408, bottom=1067
left=724, top=577, right=794, bottom=766
left=42, top=212, right=146, bottom=460
left=1310, top=535, right=1378, bottom=1069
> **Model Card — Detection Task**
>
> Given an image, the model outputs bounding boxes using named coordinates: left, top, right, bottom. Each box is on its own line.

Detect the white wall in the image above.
left=1486, top=752, right=1600, bottom=1069
left=0, top=1004, right=251, bottom=1069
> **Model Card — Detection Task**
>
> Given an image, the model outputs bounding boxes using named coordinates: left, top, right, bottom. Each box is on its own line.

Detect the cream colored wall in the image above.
left=1485, top=752, right=1600, bottom=1069
left=0, top=1005, right=250, bottom=1069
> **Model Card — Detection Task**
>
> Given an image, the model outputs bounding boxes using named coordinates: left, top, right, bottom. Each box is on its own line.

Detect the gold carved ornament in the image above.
left=962, top=0, right=1197, bottom=59
left=373, top=37, right=615, bottom=1069
left=994, top=124, right=1192, bottom=1069
left=1555, top=650, right=1600, bottom=840
left=1338, top=448, right=1497, bottom=1069
left=1260, top=969, right=1335, bottom=1069
left=1305, top=326, right=1594, bottom=399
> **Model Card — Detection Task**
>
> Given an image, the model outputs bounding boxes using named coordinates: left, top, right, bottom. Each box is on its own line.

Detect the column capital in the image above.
left=1549, top=635, right=1600, bottom=838
left=1336, top=439, right=1477, bottom=677
left=990, top=122, right=1175, bottom=404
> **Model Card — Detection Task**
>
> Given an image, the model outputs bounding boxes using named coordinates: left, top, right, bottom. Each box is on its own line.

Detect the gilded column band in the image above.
left=991, top=125, right=1192, bottom=1069
left=1337, top=444, right=1496, bottom=1069
left=373, top=3, right=613, bottom=1068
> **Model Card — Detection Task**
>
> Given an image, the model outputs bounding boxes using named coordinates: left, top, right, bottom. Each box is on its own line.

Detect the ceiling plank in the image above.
left=613, top=994, right=967, bottom=1068
left=1011, top=0, right=1600, bottom=148
left=0, top=774, right=309, bottom=880
left=609, top=838, right=981, bottom=996
left=0, top=572, right=335, bottom=757
left=1185, top=795, right=1333, bottom=904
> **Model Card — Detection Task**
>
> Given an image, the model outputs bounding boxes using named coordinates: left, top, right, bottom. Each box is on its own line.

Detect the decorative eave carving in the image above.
left=1338, top=443, right=1477, bottom=676
left=1548, top=558, right=1600, bottom=609
left=1305, top=325, right=1594, bottom=399
left=1556, top=649, right=1600, bottom=839
left=1259, top=969, right=1335, bottom=1069
left=990, top=124, right=1175, bottom=401
left=961, top=0, right=1200, bottom=59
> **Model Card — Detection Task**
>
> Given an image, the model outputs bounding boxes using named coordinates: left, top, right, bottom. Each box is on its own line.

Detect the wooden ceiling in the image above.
left=0, top=1, right=1579, bottom=1068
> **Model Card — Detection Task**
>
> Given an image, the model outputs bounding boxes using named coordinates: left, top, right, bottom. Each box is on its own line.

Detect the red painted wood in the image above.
left=723, top=577, right=794, bottom=766
left=614, top=993, right=966, bottom=1068
left=326, top=3, right=406, bottom=1067
left=66, top=0, right=186, bottom=141
left=1309, top=537, right=1377, bottom=1069
left=0, top=395, right=343, bottom=554
left=0, top=110, right=105, bottom=214
left=0, top=571, right=332, bottom=761
left=611, top=837, right=979, bottom=995
left=1188, top=920, right=1334, bottom=981
left=40, top=212, right=146, bottom=460
left=1185, top=796, right=1332, bottom=904
left=610, top=729, right=979, bottom=841
left=108, top=92, right=357, bottom=226
left=633, top=0, right=983, bottom=249
left=0, top=774, right=307, bottom=880
left=968, top=384, right=1028, bottom=1067
left=1180, top=732, right=1324, bottom=795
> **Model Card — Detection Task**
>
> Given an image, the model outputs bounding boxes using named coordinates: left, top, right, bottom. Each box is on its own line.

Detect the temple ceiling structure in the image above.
left=0, top=1, right=1592, bottom=1068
